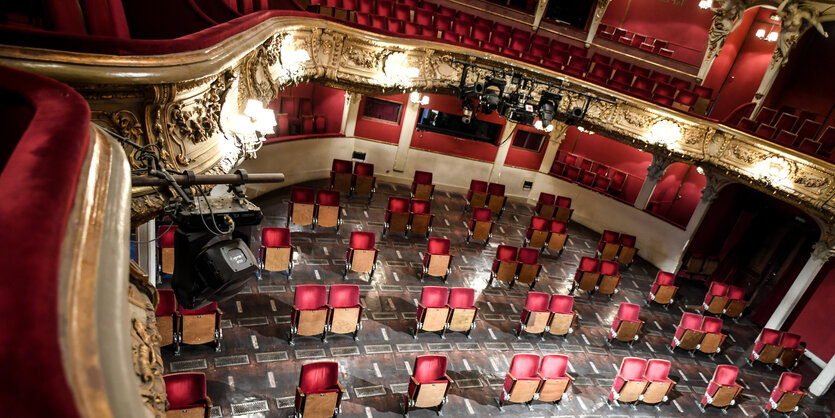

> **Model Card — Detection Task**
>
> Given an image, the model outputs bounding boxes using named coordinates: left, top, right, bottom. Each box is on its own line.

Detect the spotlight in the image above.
left=480, top=77, right=506, bottom=114
left=462, top=99, right=474, bottom=124
left=537, top=91, right=562, bottom=128
left=565, top=106, right=585, bottom=126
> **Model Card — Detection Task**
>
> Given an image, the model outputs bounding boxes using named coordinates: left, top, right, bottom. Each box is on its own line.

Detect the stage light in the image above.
left=537, top=91, right=562, bottom=129
left=462, top=99, right=474, bottom=124
left=565, top=106, right=585, bottom=125
left=480, top=77, right=506, bottom=114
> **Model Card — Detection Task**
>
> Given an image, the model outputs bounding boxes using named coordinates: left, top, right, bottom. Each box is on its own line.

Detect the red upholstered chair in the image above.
left=434, top=14, right=453, bottom=33
left=352, top=162, right=376, bottom=201
left=164, top=373, right=211, bottom=417
left=756, top=107, right=778, bottom=125
left=178, top=302, right=222, bottom=352
left=466, top=207, right=493, bottom=244
left=330, top=158, right=353, bottom=192
left=327, top=284, right=363, bottom=340
left=565, top=56, right=590, bottom=78
left=543, top=54, right=568, bottom=71
left=774, top=130, right=799, bottom=148
left=607, top=303, right=643, bottom=346
left=354, top=11, right=370, bottom=26
left=774, top=112, right=799, bottom=134
left=778, top=333, right=806, bottom=370
left=157, top=224, right=178, bottom=277
left=698, top=316, right=726, bottom=358
left=301, top=115, right=315, bottom=134
left=545, top=294, right=576, bottom=338
left=414, top=9, right=433, bottom=27
left=441, top=30, right=459, bottom=42
left=393, top=3, right=410, bottom=21
left=387, top=18, right=404, bottom=33
left=647, top=271, right=677, bottom=308
left=618, top=234, right=638, bottom=266
left=608, top=357, right=648, bottom=404
left=357, top=0, right=373, bottom=13
left=674, top=90, right=697, bottom=112
left=499, top=354, right=542, bottom=410
left=487, top=182, right=507, bottom=216
left=422, top=237, right=452, bottom=282
left=409, top=199, right=433, bottom=237
left=490, top=31, right=510, bottom=49
left=314, top=189, right=342, bottom=231
left=452, top=21, right=472, bottom=39
left=414, top=286, right=450, bottom=338
left=289, top=284, right=329, bottom=345
left=700, top=365, right=743, bottom=412
left=571, top=256, right=601, bottom=295
left=669, top=312, right=705, bottom=355
left=155, top=289, right=179, bottom=350
left=344, top=231, right=378, bottom=279
left=641, top=359, right=674, bottom=404
left=563, top=152, right=579, bottom=167
left=555, top=195, right=573, bottom=222
left=517, top=292, right=551, bottom=338
left=587, top=63, right=613, bottom=84
left=593, top=175, right=612, bottom=192
left=608, top=170, right=627, bottom=196
left=535, top=192, right=556, bottom=218
left=490, top=244, right=520, bottom=287
left=649, top=71, right=670, bottom=86
left=516, top=248, right=542, bottom=289
left=472, top=24, right=491, bottom=44
left=457, top=12, right=475, bottom=25
left=737, top=117, right=758, bottom=133
left=524, top=216, right=550, bottom=249
left=384, top=196, right=411, bottom=235
left=295, top=362, right=344, bottom=417
left=536, top=355, right=572, bottom=404
left=796, top=119, right=822, bottom=142
left=702, top=281, right=730, bottom=314
left=749, top=328, right=783, bottom=366
left=466, top=179, right=489, bottom=210
left=765, top=373, right=805, bottom=415
left=723, top=285, right=747, bottom=320
left=314, top=115, right=326, bottom=133
left=608, top=69, right=634, bottom=91
left=411, top=170, right=434, bottom=200
left=579, top=170, right=596, bottom=187
left=546, top=220, right=569, bottom=255
left=405, top=355, right=452, bottom=415
left=597, top=230, right=620, bottom=260
left=376, top=0, right=392, bottom=16
left=258, top=227, right=294, bottom=279
left=797, top=139, right=821, bottom=155
left=403, top=21, right=423, bottom=35
left=370, top=15, right=387, bottom=30
left=446, top=287, right=478, bottom=337
left=598, top=260, right=621, bottom=299
left=755, top=124, right=777, bottom=139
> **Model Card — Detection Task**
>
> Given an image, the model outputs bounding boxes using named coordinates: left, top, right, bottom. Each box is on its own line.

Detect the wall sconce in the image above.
left=647, top=119, right=682, bottom=147
left=380, top=52, right=420, bottom=87
left=698, top=0, right=712, bottom=9
left=409, top=91, right=430, bottom=105
left=755, top=27, right=779, bottom=42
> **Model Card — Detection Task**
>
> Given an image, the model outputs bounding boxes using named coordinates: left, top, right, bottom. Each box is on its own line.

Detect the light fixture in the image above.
left=648, top=119, right=682, bottom=147
left=230, top=99, right=277, bottom=158
left=754, top=156, right=791, bottom=186
left=409, top=91, right=429, bottom=105
left=766, top=31, right=779, bottom=42
left=381, top=52, right=420, bottom=87
left=696, top=166, right=705, bottom=175
left=565, top=106, right=585, bottom=125
left=280, top=36, right=311, bottom=82
left=754, top=26, right=778, bottom=42
left=698, top=0, right=712, bottom=9
left=537, top=91, right=561, bottom=131
left=755, top=28, right=766, bottom=39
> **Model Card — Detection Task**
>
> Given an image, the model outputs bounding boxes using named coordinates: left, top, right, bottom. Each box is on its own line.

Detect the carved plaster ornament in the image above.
left=595, top=0, right=612, bottom=20
left=700, top=168, right=734, bottom=203
left=707, top=0, right=745, bottom=60
left=646, top=154, right=674, bottom=182
left=774, top=0, right=829, bottom=66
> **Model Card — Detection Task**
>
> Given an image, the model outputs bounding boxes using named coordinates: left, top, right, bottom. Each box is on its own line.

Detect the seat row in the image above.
left=155, top=289, right=222, bottom=353
left=701, top=281, right=748, bottom=320
left=750, top=328, right=807, bottom=370
left=679, top=252, right=720, bottom=280
left=608, top=357, right=674, bottom=405
left=534, top=192, right=573, bottom=221
left=289, top=284, right=363, bottom=345
left=330, top=159, right=376, bottom=200
left=738, top=108, right=835, bottom=160
left=384, top=196, right=433, bottom=237
left=551, top=152, right=628, bottom=199
left=524, top=216, right=568, bottom=255
left=413, top=286, right=478, bottom=338
left=599, top=25, right=674, bottom=56
left=571, top=256, right=621, bottom=299
left=465, top=179, right=507, bottom=216
left=272, top=95, right=329, bottom=137
left=488, top=244, right=543, bottom=289
left=597, top=229, right=639, bottom=266
left=287, top=187, right=343, bottom=230
left=669, top=312, right=727, bottom=358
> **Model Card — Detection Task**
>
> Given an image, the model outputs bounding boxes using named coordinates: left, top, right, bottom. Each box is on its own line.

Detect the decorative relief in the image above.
left=344, top=44, right=388, bottom=69
left=794, top=174, right=829, bottom=189
left=244, top=34, right=283, bottom=105
left=728, top=143, right=767, bottom=165
left=620, top=108, right=652, bottom=129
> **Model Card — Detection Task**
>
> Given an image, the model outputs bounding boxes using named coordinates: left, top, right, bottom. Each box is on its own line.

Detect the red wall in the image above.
left=648, top=162, right=705, bottom=227
left=354, top=93, right=408, bottom=144
left=312, top=84, right=345, bottom=134
left=788, top=259, right=835, bottom=361
left=505, top=124, right=550, bottom=170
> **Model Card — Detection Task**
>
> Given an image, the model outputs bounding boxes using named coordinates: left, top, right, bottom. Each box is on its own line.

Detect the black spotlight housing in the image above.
left=538, top=92, right=562, bottom=126
left=565, top=105, right=586, bottom=126
left=480, top=77, right=506, bottom=114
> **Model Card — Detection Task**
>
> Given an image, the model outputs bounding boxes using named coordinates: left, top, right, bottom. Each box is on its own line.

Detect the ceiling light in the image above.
left=766, top=32, right=778, bottom=42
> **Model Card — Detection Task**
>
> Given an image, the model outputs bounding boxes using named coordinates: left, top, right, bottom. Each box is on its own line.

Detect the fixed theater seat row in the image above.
left=646, top=270, right=678, bottom=309
left=466, top=179, right=507, bottom=216
left=749, top=328, right=806, bottom=370
left=597, top=229, right=639, bottom=266
left=413, top=287, right=478, bottom=338
left=155, top=289, right=222, bottom=354
left=287, top=186, right=342, bottom=230
left=524, top=216, right=569, bottom=255
left=289, top=284, right=363, bottom=345
left=330, top=158, right=376, bottom=201
left=701, top=281, right=748, bottom=320
left=571, top=256, right=621, bottom=299
left=535, top=192, right=573, bottom=222
left=552, top=152, right=628, bottom=198
left=489, top=244, right=543, bottom=289
left=516, top=292, right=577, bottom=339
left=383, top=196, right=433, bottom=237
left=498, top=354, right=573, bottom=410
left=163, top=372, right=212, bottom=417
left=679, top=252, right=719, bottom=280
left=669, top=312, right=726, bottom=358
left=608, top=357, right=674, bottom=406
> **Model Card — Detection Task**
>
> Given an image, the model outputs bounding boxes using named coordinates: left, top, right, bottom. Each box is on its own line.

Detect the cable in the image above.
left=197, top=186, right=234, bottom=236
left=497, top=123, right=518, bottom=147
left=130, top=221, right=176, bottom=244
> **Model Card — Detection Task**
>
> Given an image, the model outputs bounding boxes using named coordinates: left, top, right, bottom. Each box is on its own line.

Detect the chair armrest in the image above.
left=444, top=374, right=454, bottom=384
left=508, top=373, right=516, bottom=381
left=565, top=373, right=574, bottom=381
left=337, top=382, right=345, bottom=393
left=297, top=387, right=305, bottom=397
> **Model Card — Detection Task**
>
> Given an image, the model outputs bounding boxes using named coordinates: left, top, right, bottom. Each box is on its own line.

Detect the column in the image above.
left=810, top=354, right=835, bottom=396
left=764, top=240, right=835, bottom=330
left=673, top=170, right=734, bottom=271
left=488, top=122, right=517, bottom=183
left=341, top=92, right=361, bottom=137
left=136, top=220, right=157, bottom=286
left=696, top=0, right=744, bottom=82
left=585, top=0, right=611, bottom=47
left=393, top=99, right=420, bottom=172
left=634, top=154, right=672, bottom=210
left=531, top=0, right=550, bottom=31
left=537, top=122, right=568, bottom=174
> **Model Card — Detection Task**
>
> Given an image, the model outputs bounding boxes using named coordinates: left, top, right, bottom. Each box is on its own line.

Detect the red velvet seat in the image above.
left=545, top=294, right=576, bottom=337
left=571, top=256, right=601, bottom=296
left=756, top=107, right=778, bottom=125
left=422, top=237, right=452, bottom=282
left=818, top=126, right=835, bottom=156
left=408, top=198, right=433, bottom=237
left=593, top=174, right=612, bottom=192
left=155, top=288, right=179, bottom=350
left=467, top=207, right=493, bottom=244
left=414, top=286, right=450, bottom=338
left=673, top=90, right=697, bottom=112
left=702, top=281, right=730, bottom=314
left=314, top=189, right=342, bottom=231
left=295, top=362, right=343, bottom=417
left=414, top=9, right=433, bottom=27
left=618, top=233, right=638, bottom=266
left=608, top=357, right=648, bottom=404
left=409, top=171, right=434, bottom=200
left=649, top=71, right=670, bottom=85
left=258, top=227, right=294, bottom=279
left=755, top=123, right=777, bottom=139
left=796, top=119, right=822, bottom=142
left=471, top=24, right=491, bottom=44
left=608, top=302, right=642, bottom=345
left=466, top=179, right=488, bottom=209
left=797, top=138, right=821, bottom=155
left=774, top=130, right=799, bottom=148
left=516, top=247, right=542, bottom=289
left=524, top=216, right=550, bottom=249
left=554, top=195, right=572, bottom=222
left=563, top=165, right=581, bottom=181
left=446, top=287, right=478, bottom=337
left=387, top=18, right=404, bottom=33
left=376, top=0, right=393, bottom=16
left=403, top=21, right=423, bottom=35
left=608, top=69, right=634, bottom=91
left=499, top=354, right=541, bottom=409
left=647, top=271, right=677, bottom=308
left=405, top=355, right=451, bottom=415
left=290, top=284, right=329, bottom=345
left=517, top=292, right=550, bottom=338
left=178, top=302, right=222, bottom=352
left=700, top=365, right=742, bottom=412
left=393, top=3, right=410, bottom=21
left=723, top=285, right=747, bottom=319
left=343, top=231, right=377, bottom=279
left=157, top=224, right=178, bottom=277
left=774, top=112, right=799, bottom=134
left=452, top=21, right=471, bottom=38
left=778, top=332, right=806, bottom=369
left=434, top=14, right=452, bottom=33
left=456, top=12, right=475, bottom=25
left=490, top=244, right=520, bottom=287
left=608, top=170, right=627, bottom=196
left=330, top=158, right=353, bottom=192
left=487, top=182, right=507, bottom=217
left=352, top=161, right=376, bottom=201
left=546, top=219, right=569, bottom=255
left=586, top=63, right=612, bottom=84
left=164, top=373, right=211, bottom=417
left=670, top=312, right=705, bottom=354
left=698, top=316, right=726, bottom=357
left=384, top=196, right=410, bottom=236
left=536, top=354, right=572, bottom=403
left=327, top=284, right=363, bottom=340
left=598, top=229, right=620, bottom=260
left=598, top=259, right=621, bottom=298
left=641, top=359, right=674, bottom=404
left=535, top=192, right=556, bottom=218
left=357, top=0, right=373, bottom=13
left=765, top=373, right=805, bottom=415
left=737, top=117, right=758, bottom=133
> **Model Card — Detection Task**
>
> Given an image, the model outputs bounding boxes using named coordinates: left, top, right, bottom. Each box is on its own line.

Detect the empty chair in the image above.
left=295, top=362, right=344, bottom=418
left=516, top=248, right=542, bottom=289
left=328, top=284, right=363, bottom=340
left=749, top=328, right=783, bottom=366
left=756, top=107, right=778, bottom=125
left=164, top=373, right=211, bottom=417
left=670, top=312, right=705, bottom=354
left=516, top=292, right=551, bottom=338
left=466, top=207, right=493, bottom=244
left=409, top=199, right=433, bottom=237
left=178, top=302, right=222, bottom=352
left=157, top=224, right=177, bottom=277
left=466, top=179, right=489, bottom=209
left=343, top=231, right=378, bottom=279
left=155, top=288, right=179, bottom=350
left=445, top=287, right=478, bottom=338
left=535, top=192, right=557, bottom=218
left=647, top=271, right=677, bottom=308
left=641, top=359, right=674, bottom=404
left=524, top=216, right=550, bottom=248
left=702, top=281, right=730, bottom=314
left=288, top=186, right=316, bottom=227
left=608, top=357, right=649, bottom=404
left=669, top=77, right=691, bottom=91
left=289, top=284, right=329, bottom=345
left=723, top=285, right=747, bottom=320
left=404, top=355, right=452, bottom=416
left=778, top=333, right=806, bottom=369
left=376, top=0, right=392, bottom=16
left=598, top=230, right=620, bottom=260
left=330, top=158, right=353, bottom=192
left=393, top=2, right=409, bottom=20
left=795, top=119, right=822, bottom=142
left=700, top=365, right=743, bottom=412
left=608, top=302, right=643, bottom=346
left=597, top=260, right=621, bottom=299
left=737, top=117, right=758, bottom=133
left=755, top=124, right=777, bottom=139
left=773, top=112, right=799, bottom=134
left=698, top=316, right=726, bottom=358
left=315, top=190, right=342, bottom=231
left=765, top=373, right=805, bottom=416
left=546, top=220, right=569, bottom=255
left=498, top=354, right=542, bottom=410
left=608, top=170, right=627, bottom=195
left=571, top=256, right=600, bottom=295
left=384, top=196, right=410, bottom=235
left=674, top=90, right=697, bottom=112
left=258, top=227, right=294, bottom=279
left=546, top=294, right=576, bottom=337
left=593, top=175, right=612, bottom=192
left=414, top=286, right=450, bottom=338
left=536, top=355, right=572, bottom=404
left=487, top=182, right=507, bottom=216
left=618, top=234, right=638, bottom=266
left=352, top=162, right=376, bottom=201
left=490, top=244, right=519, bottom=286
left=413, top=9, right=432, bottom=27
left=555, top=196, right=573, bottom=222
left=411, top=170, right=434, bottom=200
left=421, top=237, right=452, bottom=282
